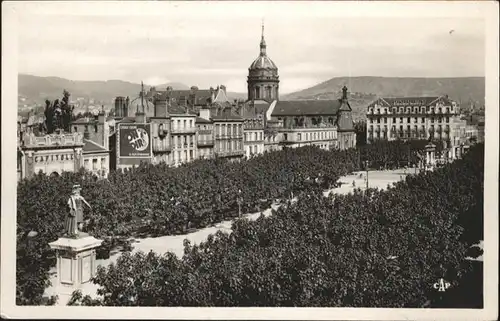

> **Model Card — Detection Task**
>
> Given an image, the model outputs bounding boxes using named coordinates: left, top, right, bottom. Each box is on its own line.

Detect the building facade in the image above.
left=196, top=110, right=215, bottom=160
left=366, top=96, right=460, bottom=143
left=365, top=95, right=465, bottom=160
left=82, top=139, right=110, bottom=178
left=17, top=131, right=85, bottom=180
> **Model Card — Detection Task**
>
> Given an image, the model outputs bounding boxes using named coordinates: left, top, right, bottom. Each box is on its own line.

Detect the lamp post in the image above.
left=364, top=160, right=369, bottom=189
left=237, top=189, right=242, bottom=218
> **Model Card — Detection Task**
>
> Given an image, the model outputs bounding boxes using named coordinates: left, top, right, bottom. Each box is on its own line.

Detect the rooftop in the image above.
left=83, top=139, right=108, bottom=153
left=272, top=100, right=341, bottom=117
left=369, top=96, right=453, bottom=108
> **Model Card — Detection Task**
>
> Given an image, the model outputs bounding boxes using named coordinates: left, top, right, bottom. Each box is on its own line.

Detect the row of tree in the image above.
left=16, top=140, right=468, bottom=305
left=69, top=143, right=484, bottom=307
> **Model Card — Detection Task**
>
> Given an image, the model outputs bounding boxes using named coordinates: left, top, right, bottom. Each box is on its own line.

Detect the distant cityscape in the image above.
left=16, top=24, right=485, bottom=182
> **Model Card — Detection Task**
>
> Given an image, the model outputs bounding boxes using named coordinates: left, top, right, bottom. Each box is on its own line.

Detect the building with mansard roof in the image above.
left=365, top=95, right=464, bottom=159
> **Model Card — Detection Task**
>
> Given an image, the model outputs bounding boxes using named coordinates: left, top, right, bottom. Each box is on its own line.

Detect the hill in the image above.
left=281, top=77, right=485, bottom=120
left=18, top=74, right=247, bottom=109
left=18, top=74, right=190, bottom=108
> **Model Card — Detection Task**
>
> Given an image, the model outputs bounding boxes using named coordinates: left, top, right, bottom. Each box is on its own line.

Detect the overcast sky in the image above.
left=16, top=2, right=485, bottom=94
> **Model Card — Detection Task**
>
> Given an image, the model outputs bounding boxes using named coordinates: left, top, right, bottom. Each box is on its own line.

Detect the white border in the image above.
left=2, top=1, right=498, bottom=320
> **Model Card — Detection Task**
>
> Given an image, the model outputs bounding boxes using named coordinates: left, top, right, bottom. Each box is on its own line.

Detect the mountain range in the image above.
left=18, top=74, right=484, bottom=120
left=281, top=76, right=485, bottom=119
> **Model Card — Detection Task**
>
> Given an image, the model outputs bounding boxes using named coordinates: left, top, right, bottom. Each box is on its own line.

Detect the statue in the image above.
left=342, top=85, right=348, bottom=100
left=64, top=184, right=92, bottom=237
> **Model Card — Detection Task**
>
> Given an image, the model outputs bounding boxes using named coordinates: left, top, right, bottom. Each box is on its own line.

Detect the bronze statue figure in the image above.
left=64, top=184, right=92, bottom=237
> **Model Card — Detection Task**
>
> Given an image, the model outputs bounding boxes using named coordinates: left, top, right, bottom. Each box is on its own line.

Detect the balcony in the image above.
left=22, top=132, right=84, bottom=148
left=197, top=140, right=214, bottom=147
left=153, top=140, right=171, bottom=152
left=215, top=134, right=243, bottom=139
left=216, top=150, right=245, bottom=157
left=171, top=127, right=197, bottom=134
left=198, top=129, right=213, bottom=135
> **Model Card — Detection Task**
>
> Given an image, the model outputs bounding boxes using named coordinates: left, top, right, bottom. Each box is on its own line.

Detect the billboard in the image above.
left=118, top=123, right=152, bottom=158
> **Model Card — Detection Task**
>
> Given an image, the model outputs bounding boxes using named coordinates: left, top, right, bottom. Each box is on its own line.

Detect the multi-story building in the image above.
left=82, top=139, right=110, bottom=178
left=365, top=95, right=463, bottom=159
left=17, top=111, right=111, bottom=180
left=149, top=95, right=172, bottom=165
left=212, top=107, right=245, bottom=160
left=196, top=108, right=215, bottom=160
left=239, top=103, right=265, bottom=157
left=170, top=105, right=198, bottom=166
left=71, top=108, right=110, bottom=150
left=365, top=96, right=460, bottom=143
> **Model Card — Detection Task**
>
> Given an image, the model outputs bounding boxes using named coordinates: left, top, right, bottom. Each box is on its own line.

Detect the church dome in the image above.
left=249, top=55, right=278, bottom=70
left=249, top=23, right=277, bottom=71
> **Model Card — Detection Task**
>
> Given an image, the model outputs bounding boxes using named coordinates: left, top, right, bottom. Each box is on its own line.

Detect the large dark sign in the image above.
left=118, top=123, right=152, bottom=158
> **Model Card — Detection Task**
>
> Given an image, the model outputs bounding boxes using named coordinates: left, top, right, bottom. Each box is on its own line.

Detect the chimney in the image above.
left=210, top=87, right=215, bottom=102
left=125, top=96, right=130, bottom=117
left=135, top=111, right=146, bottom=123
left=154, top=98, right=168, bottom=118
left=98, top=105, right=105, bottom=123
left=83, top=126, right=90, bottom=140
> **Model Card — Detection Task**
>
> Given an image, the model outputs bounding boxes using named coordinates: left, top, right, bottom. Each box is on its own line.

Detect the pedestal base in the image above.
left=49, top=235, right=103, bottom=305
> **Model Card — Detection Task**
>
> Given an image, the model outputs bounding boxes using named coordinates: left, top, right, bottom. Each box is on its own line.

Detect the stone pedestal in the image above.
left=49, top=234, right=103, bottom=305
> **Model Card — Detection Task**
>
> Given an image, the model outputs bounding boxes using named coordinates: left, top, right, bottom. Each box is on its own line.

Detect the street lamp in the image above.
left=237, top=189, right=242, bottom=218
left=364, top=160, right=369, bottom=189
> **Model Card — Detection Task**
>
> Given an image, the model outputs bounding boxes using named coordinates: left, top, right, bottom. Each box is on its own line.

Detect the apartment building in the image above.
left=366, top=96, right=460, bottom=143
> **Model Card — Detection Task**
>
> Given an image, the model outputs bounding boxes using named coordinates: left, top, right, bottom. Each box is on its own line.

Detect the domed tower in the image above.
left=247, top=22, right=279, bottom=102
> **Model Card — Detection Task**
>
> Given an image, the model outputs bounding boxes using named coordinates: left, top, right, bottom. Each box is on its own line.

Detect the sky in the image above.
left=15, top=2, right=486, bottom=94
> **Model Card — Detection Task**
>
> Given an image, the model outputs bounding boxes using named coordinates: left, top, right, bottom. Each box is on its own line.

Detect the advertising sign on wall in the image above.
left=118, top=123, right=152, bottom=158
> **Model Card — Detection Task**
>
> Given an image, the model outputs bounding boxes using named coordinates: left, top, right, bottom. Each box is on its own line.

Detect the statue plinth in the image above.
left=49, top=235, right=103, bottom=305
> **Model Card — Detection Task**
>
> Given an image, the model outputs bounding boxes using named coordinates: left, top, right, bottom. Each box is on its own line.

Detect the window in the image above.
left=260, top=132, right=263, bottom=141
left=94, top=124, right=98, bottom=133
left=73, top=126, right=78, bottom=132
left=245, top=133, right=248, bottom=142
left=414, top=117, right=418, bottom=123
left=407, top=117, right=411, bottom=123
left=377, top=118, right=381, bottom=124
left=190, top=150, right=193, bottom=160
left=254, top=132, right=258, bottom=141
left=305, top=133, right=308, bottom=140
left=384, top=118, right=387, bottom=123
left=393, top=117, right=396, bottom=123
left=400, top=117, right=403, bottom=123
left=431, top=117, right=434, bottom=123
left=84, top=159, right=90, bottom=170
left=392, top=107, right=397, bottom=114
left=422, top=117, right=425, bottom=123
left=399, top=107, right=404, bottom=113
left=422, top=107, right=426, bottom=113
left=446, top=116, right=449, bottom=123
left=101, top=158, right=106, bottom=169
